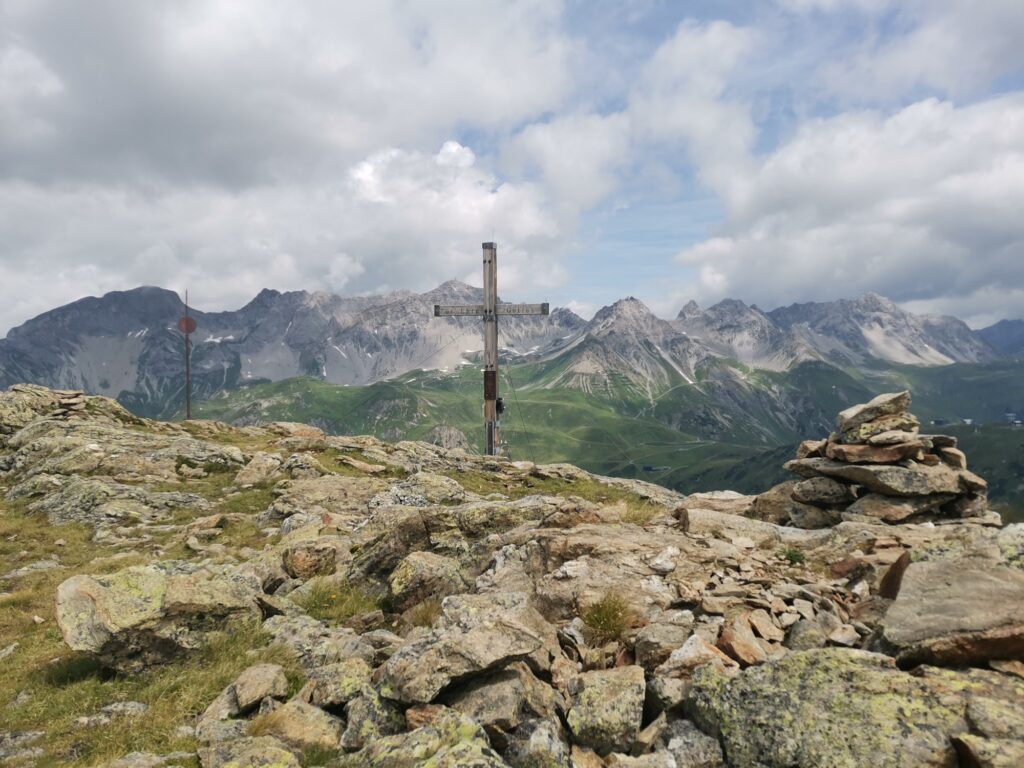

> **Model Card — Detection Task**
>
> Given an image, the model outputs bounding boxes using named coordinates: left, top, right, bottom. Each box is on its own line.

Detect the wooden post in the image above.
left=184, top=291, right=192, bottom=420
left=433, top=242, right=549, bottom=456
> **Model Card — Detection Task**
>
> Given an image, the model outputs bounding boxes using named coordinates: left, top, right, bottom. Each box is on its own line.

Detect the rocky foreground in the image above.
left=0, top=385, right=1022, bottom=768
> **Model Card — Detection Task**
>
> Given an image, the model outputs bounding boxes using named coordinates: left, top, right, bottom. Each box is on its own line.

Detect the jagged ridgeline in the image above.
left=3, top=285, right=1023, bottom=519
left=1, top=384, right=1023, bottom=766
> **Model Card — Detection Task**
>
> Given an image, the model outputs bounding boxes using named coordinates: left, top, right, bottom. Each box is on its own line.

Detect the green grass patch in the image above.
left=292, top=579, right=381, bottom=625
left=5, top=624, right=303, bottom=767
left=778, top=546, right=806, bottom=565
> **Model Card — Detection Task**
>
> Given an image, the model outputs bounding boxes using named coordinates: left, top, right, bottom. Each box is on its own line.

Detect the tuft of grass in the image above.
left=299, top=745, right=340, bottom=767
left=248, top=705, right=289, bottom=737
left=405, top=598, right=442, bottom=629
left=581, top=591, right=635, bottom=644
left=210, top=486, right=276, bottom=517
left=292, top=579, right=381, bottom=625
left=778, top=546, right=806, bottom=565
left=620, top=505, right=658, bottom=526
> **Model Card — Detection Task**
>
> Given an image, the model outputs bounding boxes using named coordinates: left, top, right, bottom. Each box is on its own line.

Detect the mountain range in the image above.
left=0, top=282, right=1011, bottom=417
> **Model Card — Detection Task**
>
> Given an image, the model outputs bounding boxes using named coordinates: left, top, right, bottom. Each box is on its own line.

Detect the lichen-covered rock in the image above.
left=55, top=562, right=262, bottom=672
left=836, top=390, right=914, bottom=442
left=785, top=457, right=974, bottom=497
left=688, top=647, right=1024, bottom=768
left=503, top=717, right=572, bottom=768
left=198, top=735, right=300, bottom=768
left=232, top=664, right=289, bottom=713
left=749, top=481, right=826, bottom=526
left=10, top=473, right=209, bottom=531
left=379, top=614, right=545, bottom=704
left=566, top=666, right=645, bottom=756
left=234, top=451, right=282, bottom=487
left=267, top=474, right=388, bottom=524
left=881, top=558, right=1024, bottom=665
left=658, top=719, right=723, bottom=768
left=844, top=491, right=955, bottom=522
left=370, top=471, right=468, bottom=507
left=250, top=700, right=342, bottom=752
left=281, top=541, right=339, bottom=581
left=634, top=611, right=695, bottom=671
left=350, top=707, right=504, bottom=767
left=444, top=661, right=563, bottom=749
left=261, top=614, right=375, bottom=672
left=790, top=476, right=857, bottom=506
left=339, top=687, right=404, bottom=751
left=388, top=550, right=468, bottom=612
left=100, top=751, right=196, bottom=768
left=953, top=735, right=1024, bottom=768
left=438, top=592, right=562, bottom=676
left=303, top=657, right=372, bottom=708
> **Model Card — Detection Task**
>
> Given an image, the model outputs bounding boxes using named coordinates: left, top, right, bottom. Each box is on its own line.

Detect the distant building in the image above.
left=1005, top=412, right=1018, bottom=423
left=962, top=418, right=974, bottom=426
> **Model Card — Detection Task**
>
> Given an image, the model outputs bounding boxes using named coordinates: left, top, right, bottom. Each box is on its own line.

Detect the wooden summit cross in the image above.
left=434, top=242, right=549, bottom=456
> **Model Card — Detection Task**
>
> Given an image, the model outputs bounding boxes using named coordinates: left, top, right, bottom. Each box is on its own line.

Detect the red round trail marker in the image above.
left=177, top=316, right=197, bottom=334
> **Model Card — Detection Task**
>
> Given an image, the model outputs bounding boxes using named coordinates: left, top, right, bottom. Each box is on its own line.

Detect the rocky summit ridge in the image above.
left=1, top=384, right=1023, bottom=767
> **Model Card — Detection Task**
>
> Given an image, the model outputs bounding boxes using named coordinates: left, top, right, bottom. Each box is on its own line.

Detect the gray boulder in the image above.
left=55, top=562, right=262, bottom=673
left=566, top=666, right=645, bottom=756
left=881, top=558, right=1024, bottom=666
left=688, top=648, right=1024, bottom=768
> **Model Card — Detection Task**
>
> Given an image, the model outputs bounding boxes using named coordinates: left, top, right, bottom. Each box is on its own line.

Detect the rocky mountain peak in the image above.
left=852, top=291, right=899, bottom=313
left=590, top=296, right=656, bottom=325
left=677, top=299, right=702, bottom=320
left=423, top=279, right=481, bottom=303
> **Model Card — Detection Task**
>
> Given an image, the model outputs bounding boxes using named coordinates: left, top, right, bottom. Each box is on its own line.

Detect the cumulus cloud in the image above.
left=0, top=0, right=576, bottom=185
left=502, top=112, right=631, bottom=213
left=788, top=0, right=1024, bottom=102
left=0, top=142, right=567, bottom=330
left=675, top=95, right=1024, bottom=321
left=0, top=1, right=581, bottom=331
left=630, top=20, right=757, bottom=196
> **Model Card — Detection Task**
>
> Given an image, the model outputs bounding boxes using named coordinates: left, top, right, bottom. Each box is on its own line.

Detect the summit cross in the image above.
left=434, top=242, right=549, bottom=456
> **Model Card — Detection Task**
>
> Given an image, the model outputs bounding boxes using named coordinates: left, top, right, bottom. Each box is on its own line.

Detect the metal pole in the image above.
left=482, top=243, right=499, bottom=455
left=185, top=290, right=192, bottom=420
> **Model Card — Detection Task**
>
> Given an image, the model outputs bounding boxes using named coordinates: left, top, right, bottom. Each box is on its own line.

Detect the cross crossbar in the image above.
left=433, top=303, right=550, bottom=317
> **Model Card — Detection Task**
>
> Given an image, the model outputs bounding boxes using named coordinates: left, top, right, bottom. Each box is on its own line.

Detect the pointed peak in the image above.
left=422, top=279, right=481, bottom=302
left=854, top=292, right=898, bottom=311
left=591, top=297, right=657, bottom=326
left=708, top=298, right=752, bottom=313
left=677, top=299, right=701, bottom=319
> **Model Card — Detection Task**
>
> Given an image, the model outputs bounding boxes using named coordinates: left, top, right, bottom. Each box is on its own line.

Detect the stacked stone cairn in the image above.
left=764, top=390, right=993, bottom=528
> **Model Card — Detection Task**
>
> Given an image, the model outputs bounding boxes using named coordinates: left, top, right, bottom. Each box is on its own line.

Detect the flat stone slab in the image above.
left=882, top=558, right=1024, bottom=666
